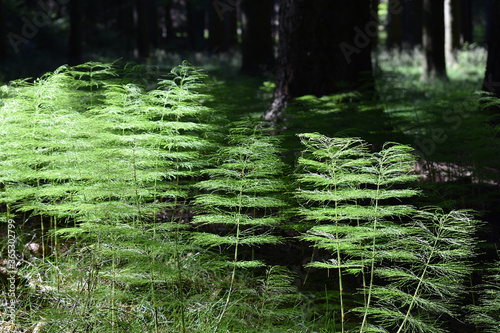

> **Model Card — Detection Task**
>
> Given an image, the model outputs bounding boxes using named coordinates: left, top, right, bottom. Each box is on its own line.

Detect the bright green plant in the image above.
left=295, top=133, right=478, bottom=333
left=192, top=121, right=294, bottom=331
left=469, top=250, right=500, bottom=332
left=0, top=61, right=217, bottom=332
left=296, top=133, right=418, bottom=332
left=0, top=56, right=495, bottom=333
left=359, top=209, right=478, bottom=333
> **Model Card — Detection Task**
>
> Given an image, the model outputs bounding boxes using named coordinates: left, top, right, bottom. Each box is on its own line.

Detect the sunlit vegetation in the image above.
left=0, top=50, right=499, bottom=332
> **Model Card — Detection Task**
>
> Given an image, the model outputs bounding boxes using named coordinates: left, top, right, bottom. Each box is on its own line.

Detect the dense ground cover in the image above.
left=0, top=48, right=499, bottom=332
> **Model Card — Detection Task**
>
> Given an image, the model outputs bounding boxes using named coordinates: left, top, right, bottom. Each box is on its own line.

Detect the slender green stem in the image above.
left=54, top=216, right=59, bottom=291
left=360, top=181, right=381, bottom=332
left=329, top=149, right=345, bottom=333
left=174, top=227, right=186, bottom=333
left=335, top=198, right=345, bottom=333
left=215, top=185, right=244, bottom=332
left=111, top=242, right=116, bottom=333
left=131, top=141, right=142, bottom=227
left=396, top=217, right=442, bottom=333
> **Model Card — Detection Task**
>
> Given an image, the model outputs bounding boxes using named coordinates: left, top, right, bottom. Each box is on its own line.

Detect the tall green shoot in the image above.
left=193, top=121, right=288, bottom=330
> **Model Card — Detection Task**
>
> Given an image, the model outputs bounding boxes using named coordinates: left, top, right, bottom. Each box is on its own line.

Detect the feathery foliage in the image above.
left=296, top=133, right=418, bottom=332
left=469, top=251, right=500, bottom=332
left=193, top=121, right=294, bottom=329
left=0, top=56, right=495, bottom=332
left=295, top=133, right=478, bottom=333
left=0, top=61, right=218, bottom=332
left=359, top=209, right=478, bottom=333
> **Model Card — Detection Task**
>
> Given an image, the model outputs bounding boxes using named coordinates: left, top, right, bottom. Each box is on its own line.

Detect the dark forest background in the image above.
left=0, top=0, right=494, bottom=79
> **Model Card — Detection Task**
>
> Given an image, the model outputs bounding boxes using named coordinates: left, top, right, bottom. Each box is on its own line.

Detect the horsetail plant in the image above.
left=295, top=134, right=373, bottom=333
left=0, top=61, right=216, bottom=331
left=468, top=249, right=500, bottom=332
left=296, top=134, right=418, bottom=332
left=295, top=133, right=478, bottom=332
left=192, top=121, right=290, bottom=331
left=0, top=59, right=491, bottom=332
left=360, top=209, right=478, bottom=333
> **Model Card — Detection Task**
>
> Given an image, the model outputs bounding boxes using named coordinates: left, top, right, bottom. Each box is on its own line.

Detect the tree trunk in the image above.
left=134, top=0, right=149, bottom=60
left=460, top=0, right=472, bottom=44
left=402, top=0, right=423, bottom=47
left=483, top=0, right=500, bottom=99
left=371, top=0, right=380, bottom=49
left=68, top=0, right=83, bottom=65
left=240, top=0, right=275, bottom=75
left=187, top=0, right=206, bottom=51
left=207, top=0, right=237, bottom=53
left=148, top=0, right=158, bottom=49
left=421, top=0, right=447, bottom=81
left=386, top=0, right=402, bottom=49
left=0, top=0, right=5, bottom=61
left=445, top=0, right=461, bottom=66
left=265, top=0, right=375, bottom=122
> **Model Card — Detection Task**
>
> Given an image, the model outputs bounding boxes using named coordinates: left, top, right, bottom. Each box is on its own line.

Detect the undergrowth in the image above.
left=296, top=134, right=478, bottom=332
left=0, top=59, right=498, bottom=333
left=192, top=121, right=294, bottom=330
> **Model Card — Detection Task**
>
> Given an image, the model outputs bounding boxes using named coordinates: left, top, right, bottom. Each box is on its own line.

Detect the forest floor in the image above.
left=1, top=47, right=499, bottom=332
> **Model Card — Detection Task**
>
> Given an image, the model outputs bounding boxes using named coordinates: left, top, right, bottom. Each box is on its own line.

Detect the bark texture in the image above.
left=265, top=0, right=374, bottom=121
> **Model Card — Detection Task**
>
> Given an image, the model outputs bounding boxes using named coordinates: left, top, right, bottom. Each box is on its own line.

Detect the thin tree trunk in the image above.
left=483, top=0, right=500, bottom=99
left=445, top=0, right=461, bottom=66
left=135, top=0, right=149, bottom=60
left=421, top=0, right=447, bottom=81
left=240, top=0, right=275, bottom=75
left=265, top=0, right=374, bottom=121
left=386, top=0, right=402, bottom=49
left=68, top=0, right=82, bottom=65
